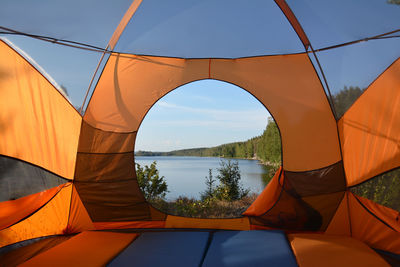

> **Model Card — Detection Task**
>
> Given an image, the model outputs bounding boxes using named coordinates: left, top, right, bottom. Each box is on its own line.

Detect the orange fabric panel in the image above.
left=66, top=185, right=94, bottom=234
left=289, top=233, right=390, bottom=267
left=324, top=192, right=351, bottom=236
left=94, top=221, right=165, bottom=230
left=243, top=167, right=282, bottom=216
left=86, top=53, right=339, bottom=171
left=348, top=192, right=400, bottom=254
left=108, top=0, right=143, bottom=49
left=20, top=231, right=138, bottom=267
left=0, top=40, right=81, bottom=179
left=165, top=215, right=250, bottom=230
left=0, top=183, right=72, bottom=248
left=0, top=236, right=72, bottom=267
left=339, top=58, right=400, bottom=186
left=212, top=54, right=340, bottom=171
left=0, top=184, right=64, bottom=231
left=85, top=54, right=209, bottom=132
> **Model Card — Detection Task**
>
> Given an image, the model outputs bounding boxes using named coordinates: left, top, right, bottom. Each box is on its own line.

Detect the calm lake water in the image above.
left=135, top=156, right=270, bottom=200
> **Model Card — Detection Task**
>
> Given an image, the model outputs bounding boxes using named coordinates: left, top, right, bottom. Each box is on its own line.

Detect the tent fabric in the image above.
left=288, top=233, right=390, bottom=267
left=324, top=192, right=351, bottom=236
left=0, top=183, right=72, bottom=248
left=339, top=57, right=400, bottom=186
left=0, top=184, right=65, bottom=231
left=0, top=236, right=72, bottom=267
left=347, top=192, right=400, bottom=254
left=243, top=167, right=283, bottom=217
left=19, top=231, right=137, bottom=267
left=165, top=216, right=250, bottom=231
left=85, top=52, right=340, bottom=171
left=66, top=185, right=95, bottom=234
left=0, top=40, right=81, bottom=180
left=245, top=166, right=345, bottom=232
left=202, top=230, right=298, bottom=267
left=108, top=231, right=209, bottom=267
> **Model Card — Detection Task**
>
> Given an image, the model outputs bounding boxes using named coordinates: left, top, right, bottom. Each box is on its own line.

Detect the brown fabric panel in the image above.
left=253, top=189, right=324, bottom=231
left=149, top=206, right=167, bottom=221
left=212, top=54, right=340, bottom=171
left=74, top=180, right=150, bottom=222
left=85, top=54, right=209, bottom=132
left=74, top=119, right=154, bottom=222
left=78, top=121, right=136, bottom=154
left=284, top=161, right=346, bottom=197
left=0, top=40, right=81, bottom=179
left=0, top=236, right=71, bottom=266
left=339, top=57, right=400, bottom=186
left=75, top=152, right=135, bottom=182
left=302, top=191, right=345, bottom=230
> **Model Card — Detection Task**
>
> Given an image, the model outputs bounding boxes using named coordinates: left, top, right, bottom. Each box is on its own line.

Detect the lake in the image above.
left=135, top=156, right=271, bottom=200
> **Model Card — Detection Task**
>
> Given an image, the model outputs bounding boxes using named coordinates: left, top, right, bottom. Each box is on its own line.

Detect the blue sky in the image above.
left=135, top=80, right=270, bottom=151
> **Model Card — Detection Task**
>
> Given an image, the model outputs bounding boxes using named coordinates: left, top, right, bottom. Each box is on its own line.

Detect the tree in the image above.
left=332, top=86, right=363, bottom=118
left=201, top=169, right=216, bottom=200
left=136, top=161, right=168, bottom=201
left=215, top=160, right=249, bottom=201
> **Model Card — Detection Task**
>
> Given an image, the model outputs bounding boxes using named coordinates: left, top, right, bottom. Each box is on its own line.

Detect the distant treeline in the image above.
left=136, top=117, right=282, bottom=165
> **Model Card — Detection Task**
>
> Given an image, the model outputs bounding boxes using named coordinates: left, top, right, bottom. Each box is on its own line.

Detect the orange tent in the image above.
left=1, top=1, right=399, bottom=266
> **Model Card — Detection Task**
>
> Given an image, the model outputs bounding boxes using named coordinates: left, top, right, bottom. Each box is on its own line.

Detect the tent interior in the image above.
left=1, top=0, right=400, bottom=266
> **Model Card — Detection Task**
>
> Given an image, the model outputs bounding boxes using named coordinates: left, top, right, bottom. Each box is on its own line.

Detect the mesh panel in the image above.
left=0, top=156, right=67, bottom=201
left=115, top=0, right=305, bottom=58
left=315, top=38, right=400, bottom=119
left=351, top=168, right=400, bottom=212
left=0, top=0, right=132, bottom=47
left=287, top=0, right=400, bottom=49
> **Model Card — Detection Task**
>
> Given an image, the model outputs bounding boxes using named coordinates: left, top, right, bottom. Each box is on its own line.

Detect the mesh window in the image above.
left=350, top=168, right=400, bottom=212
left=315, top=38, right=400, bottom=119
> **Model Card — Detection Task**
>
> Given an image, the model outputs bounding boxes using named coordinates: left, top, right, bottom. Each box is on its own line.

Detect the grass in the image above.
left=150, top=193, right=258, bottom=218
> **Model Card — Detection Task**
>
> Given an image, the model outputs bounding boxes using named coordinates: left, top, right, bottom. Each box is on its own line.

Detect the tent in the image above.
left=0, top=0, right=400, bottom=266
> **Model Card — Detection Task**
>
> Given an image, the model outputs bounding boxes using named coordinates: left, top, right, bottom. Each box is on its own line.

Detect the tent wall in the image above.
left=0, top=183, right=72, bottom=248
left=0, top=40, right=81, bottom=181
left=339, top=57, right=400, bottom=186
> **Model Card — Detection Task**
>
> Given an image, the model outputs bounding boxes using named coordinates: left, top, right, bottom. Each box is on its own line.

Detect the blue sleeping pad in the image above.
left=108, top=231, right=210, bottom=267
left=202, top=230, right=298, bottom=267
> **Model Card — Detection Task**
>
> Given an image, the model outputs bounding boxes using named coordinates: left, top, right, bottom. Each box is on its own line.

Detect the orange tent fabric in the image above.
left=288, top=233, right=390, bottom=267
left=0, top=183, right=72, bottom=248
left=0, top=40, right=81, bottom=180
left=0, top=184, right=65, bottom=231
left=339, top=58, right=400, bottom=186
left=20, top=231, right=138, bottom=267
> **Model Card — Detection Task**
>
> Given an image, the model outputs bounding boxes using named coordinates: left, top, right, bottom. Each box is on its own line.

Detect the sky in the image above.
left=1, top=0, right=399, bottom=151
left=135, top=80, right=271, bottom=152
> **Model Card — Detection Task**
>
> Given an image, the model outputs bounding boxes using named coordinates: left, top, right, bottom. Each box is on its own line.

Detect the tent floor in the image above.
left=0, top=230, right=394, bottom=266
